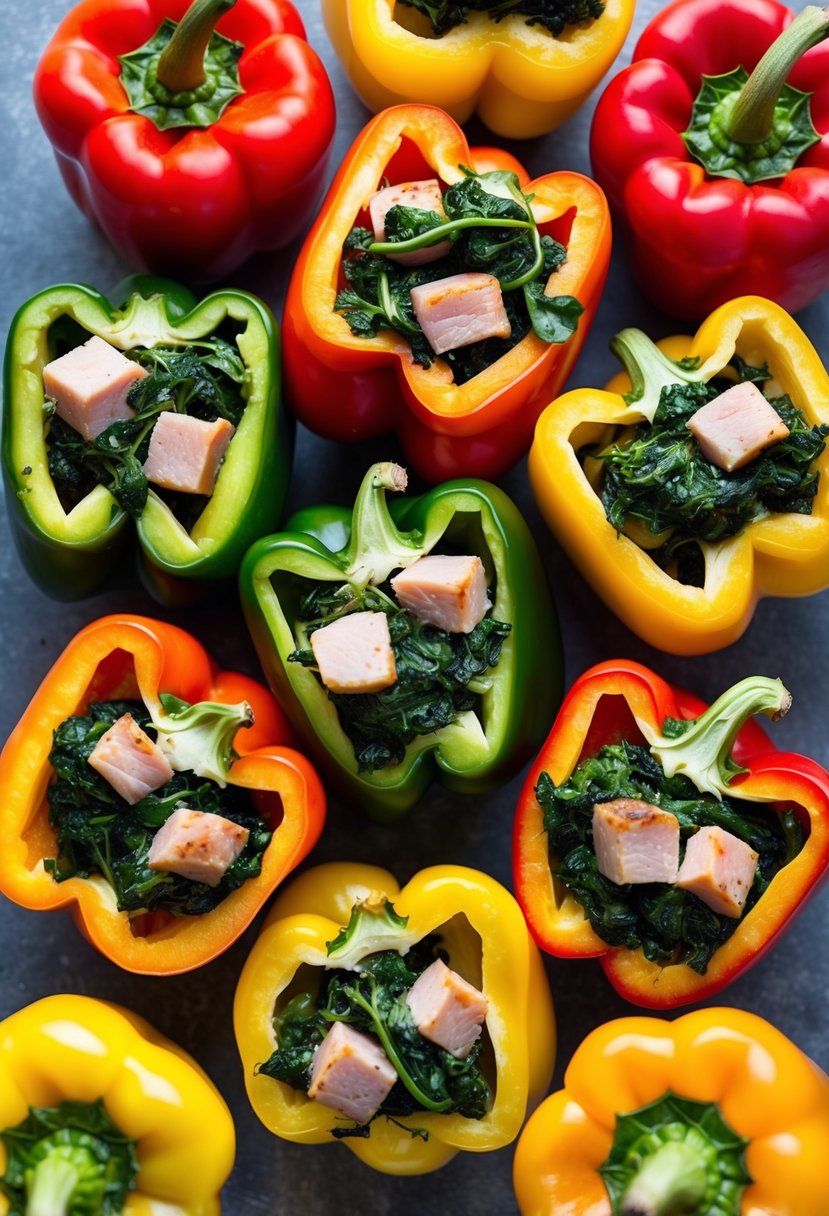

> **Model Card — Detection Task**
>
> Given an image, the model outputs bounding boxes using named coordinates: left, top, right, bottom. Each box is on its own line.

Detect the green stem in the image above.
left=610, top=329, right=707, bottom=423
left=369, top=214, right=533, bottom=257
left=151, top=694, right=253, bottom=786
left=342, top=463, right=427, bottom=589
left=25, top=1149, right=94, bottom=1216
left=621, top=1142, right=708, bottom=1216
left=503, top=225, right=543, bottom=291
left=155, top=0, right=237, bottom=92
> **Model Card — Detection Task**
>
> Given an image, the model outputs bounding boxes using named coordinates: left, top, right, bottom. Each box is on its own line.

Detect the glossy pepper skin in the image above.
left=529, top=297, right=829, bottom=655
left=321, top=0, right=635, bottom=139
left=0, top=994, right=235, bottom=1216
left=514, top=1007, right=829, bottom=1216
left=0, top=615, right=325, bottom=975
left=282, top=105, right=610, bottom=483
left=33, top=0, right=335, bottom=281
left=3, top=276, right=290, bottom=604
left=590, top=0, right=829, bottom=318
left=234, top=861, right=556, bottom=1175
left=512, top=659, right=829, bottom=1008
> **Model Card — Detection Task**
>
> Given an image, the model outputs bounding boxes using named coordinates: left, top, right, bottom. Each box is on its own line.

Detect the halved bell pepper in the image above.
left=0, top=993, right=235, bottom=1215
left=282, top=104, right=610, bottom=482
left=240, top=462, right=561, bottom=821
left=321, top=0, right=635, bottom=139
left=3, top=276, right=290, bottom=603
left=234, top=861, right=556, bottom=1174
left=513, top=659, right=829, bottom=1007
left=514, top=1007, right=829, bottom=1216
left=0, top=614, right=325, bottom=974
left=529, top=295, right=829, bottom=655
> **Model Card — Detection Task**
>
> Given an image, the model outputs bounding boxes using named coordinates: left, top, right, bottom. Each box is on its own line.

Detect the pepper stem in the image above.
left=155, top=0, right=237, bottom=92
left=610, top=329, right=711, bottom=423
left=621, top=1142, right=709, bottom=1216
left=343, top=463, right=427, bottom=589
left=25, top=1147, right=97, bottom=1216
left=151, top=694, right=253, bottom=787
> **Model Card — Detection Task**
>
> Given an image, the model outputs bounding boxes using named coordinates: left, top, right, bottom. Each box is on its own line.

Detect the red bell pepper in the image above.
left=34, top=0, right=336, bottom=281
left=590, top=0, right=829, bottom=318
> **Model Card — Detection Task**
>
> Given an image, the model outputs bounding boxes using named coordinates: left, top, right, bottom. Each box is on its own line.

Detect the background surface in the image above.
left=1, top=0, right=827, bottom=1212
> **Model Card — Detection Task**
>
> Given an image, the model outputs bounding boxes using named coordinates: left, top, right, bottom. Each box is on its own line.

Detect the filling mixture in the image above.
left=396, top=1, right=605, bottom=38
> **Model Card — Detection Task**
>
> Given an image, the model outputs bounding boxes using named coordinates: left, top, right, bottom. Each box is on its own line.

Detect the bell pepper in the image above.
left=33, top=0, right=335, bottom=281
left=240, top=461, right=561, bottom=821
left=513, top=659, right=829, bottom=1008
left=0, top=993, right=235, bottom=1216
left=3, top=276, right=290, bottom=604
left=514, top=1007, right=829, bottom=1216
left=590, top=0, right=829, bottom=318
left=282, top=104, right=610, bottom=483
left=234, top=861, right=556, bottom=1175
left=321, top=0, right=635, bottom=140
left=529, top=296, right=829, bottom=655
left=0, top=614, right=325, bottom=975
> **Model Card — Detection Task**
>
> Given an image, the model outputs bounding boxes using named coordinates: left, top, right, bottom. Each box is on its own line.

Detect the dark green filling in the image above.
left=398, top=0, right=605, bottom=37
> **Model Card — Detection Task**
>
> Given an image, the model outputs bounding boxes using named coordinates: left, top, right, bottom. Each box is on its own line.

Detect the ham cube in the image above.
left=142, top=413, right=235, bottom=496
left=391, top=554, right=489, bottom=633
left=405, top=958, right=488, bottom=1059
left=686, top=381, right=790, bottom=472
left=309, top=611, right=397, bottom=695
left=88, top=713, right=173, bottom=805
left=307, top=1022, right=397, bottom=1124
left=676, top=825, right=759, bottom=918
left=592, top=799, right=680, bottom=885
left=410, top=273, right=511, bottom=356
left=43, top=335, right=146, bottom=441
left=147, top=807, right=249, bottom=887
left=369, top=178, right=452, bottom=266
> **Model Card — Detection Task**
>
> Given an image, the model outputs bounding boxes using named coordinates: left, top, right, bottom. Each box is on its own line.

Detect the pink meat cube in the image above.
left=676, top=825, right=759, bottom=918
left=147, top=807, right=249, bottom=887
left=309, top=611, right=397, bottom=694
left=87, top=713, right=173, bottom=805
left=686, top=381, right=790, bottom=471
left=391, top=554, right=489, bottom=633
left=43, top=335, right=146, bottom=441
left=592, top=799, right=680, bottom=885
left=410, top=273, right=511, bottom=355
left=405, top=958, right=488, bottom=1059
left=142, top=413, right=235, bottom=496
left=369, top=178, right=452, bottom=266
left=307, top=1022, right=397, bottom=1124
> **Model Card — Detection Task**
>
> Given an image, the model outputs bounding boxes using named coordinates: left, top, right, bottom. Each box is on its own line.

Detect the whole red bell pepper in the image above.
left=590, top=0, right=829, bottom=318
left=34, top=0, right=336, bottom=281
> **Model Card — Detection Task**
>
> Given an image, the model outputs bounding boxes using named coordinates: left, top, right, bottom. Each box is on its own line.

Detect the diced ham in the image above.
left=43, top=335, right=146, bottom=441
left=309, top=611, right=397, bottom=695
left=147, top=806, right=249, bottom=887
left=88, top=713, right=173, bottom=805
left=391, top=554, right=489, bottom=634
left=142, top=413, right=235, bottom=496
left=592, top=799, right=680, bottom=885
left=410, top=273, right=511, bottom=355
left=686, top=381, right=790, bottom=472
left=369, top=178, right=452, bottom=266
left=676, top=825, right=759, bottom=918
left=307, top=1022, right=397, bottom=1124
left=405, top=958, right=488, bottom=1059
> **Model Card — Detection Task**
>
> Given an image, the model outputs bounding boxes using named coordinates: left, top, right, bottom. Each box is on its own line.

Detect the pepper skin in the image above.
left=282, top=105, right=610, bottom=483
left=513, top=659, right=829, bottom=1008
left=0, top=615, right=325, bottom=975
left=234, top=861, right=556, bottom=1175
left=514, top=1008, right=829, bottom=1216
left=321, top=0, right=635, bottom=139
left=529, top=297, right=829, bottom=655
left=33, top=0, right=335, bottom=281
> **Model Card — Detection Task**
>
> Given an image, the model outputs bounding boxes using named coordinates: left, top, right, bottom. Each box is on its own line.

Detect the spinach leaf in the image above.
left=398, top=0, right=604, bottom=37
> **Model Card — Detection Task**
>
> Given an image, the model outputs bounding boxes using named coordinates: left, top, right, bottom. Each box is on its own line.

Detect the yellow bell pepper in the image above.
left=0, top=994, right=235, bottom=1215
left=233, top=861, right=555, bottom=1174
left=530, top=296, right=829, bottom=655
left=321, top=0, right=635, bottom=138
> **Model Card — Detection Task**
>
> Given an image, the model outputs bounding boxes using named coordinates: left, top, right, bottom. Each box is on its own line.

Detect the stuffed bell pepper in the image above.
left=530, top=296, right=829, bottom=654
left=282, top=104, right=610, bottom=482
left=3, top=277, right=289, bottom=603
left=514, top=1007, right=829, bottom=1216
left=513, top=660, right=829, bottom=1008
left=234, top=861, right=555, bottom=1174
left=240, top=461, right=560, bottom=821
left=322, top=0, right=635, bottom=139
left=0, top=615, right=325, bottom=974
left=0, top=993, right=235, bottom=1215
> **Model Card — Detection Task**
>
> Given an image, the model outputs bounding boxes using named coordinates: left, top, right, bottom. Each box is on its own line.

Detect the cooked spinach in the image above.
left=398, top=0, right=605, bottom=37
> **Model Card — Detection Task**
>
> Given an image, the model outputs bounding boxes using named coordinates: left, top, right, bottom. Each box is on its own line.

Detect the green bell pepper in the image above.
left=240, top=462, right=562, bottom=820
left=3, top=275, right=290, bottom=602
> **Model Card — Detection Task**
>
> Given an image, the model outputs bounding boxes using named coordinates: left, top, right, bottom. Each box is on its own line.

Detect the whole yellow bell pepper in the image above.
left=321, top=0, right=635, bottom=138
left=234, top=861, right=555, bottom=1174
left=0, top=994, right=235, bottom=1215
